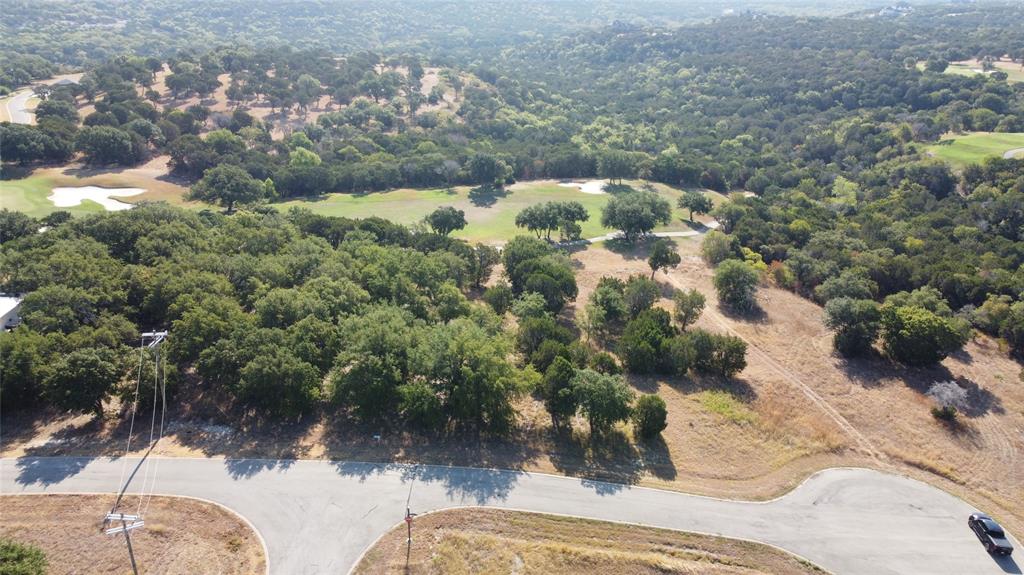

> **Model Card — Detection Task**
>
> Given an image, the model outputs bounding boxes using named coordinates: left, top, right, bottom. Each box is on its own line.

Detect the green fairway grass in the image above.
left=0, top=174, right=107, bottom=218
left=1, top=173, right=721, bottom=243
left=945, top=61, right=1024, bottom=84
left=279, top=180, right=717, bottom=243
left=925, top=132, right=1024, bottom=168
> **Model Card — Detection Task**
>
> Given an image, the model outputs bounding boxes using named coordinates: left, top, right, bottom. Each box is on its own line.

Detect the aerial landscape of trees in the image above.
left=2, top=0, right=1024, bottom=478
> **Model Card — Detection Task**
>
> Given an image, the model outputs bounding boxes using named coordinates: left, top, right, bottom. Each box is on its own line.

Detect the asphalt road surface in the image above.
left=2, top=89, right=36, bottom=124
left=1, top=457, right=1019, bottom=575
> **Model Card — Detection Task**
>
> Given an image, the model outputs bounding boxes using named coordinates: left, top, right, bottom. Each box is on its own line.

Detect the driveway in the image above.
left=1, top=458, right=1019, bottom=575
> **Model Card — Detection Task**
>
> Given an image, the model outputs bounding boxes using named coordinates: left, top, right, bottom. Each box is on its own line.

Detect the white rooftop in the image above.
left=0, top=295, right=22, bottom=316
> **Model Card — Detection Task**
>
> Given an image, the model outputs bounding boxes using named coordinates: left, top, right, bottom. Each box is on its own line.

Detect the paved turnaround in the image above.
left=1, top=457, right=1019, bottom=575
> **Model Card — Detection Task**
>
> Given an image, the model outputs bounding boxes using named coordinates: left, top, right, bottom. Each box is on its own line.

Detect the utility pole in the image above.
left=105, top=513, right=144, bottom=575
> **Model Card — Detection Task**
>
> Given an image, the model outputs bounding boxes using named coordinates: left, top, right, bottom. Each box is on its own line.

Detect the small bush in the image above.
left=931, top=405, right=958, bottom=423
left=0, top=538, right=47, bottom=575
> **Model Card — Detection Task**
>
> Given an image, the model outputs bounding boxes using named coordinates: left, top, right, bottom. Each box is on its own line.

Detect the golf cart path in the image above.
left=2, top=458, right=1019, bottom=575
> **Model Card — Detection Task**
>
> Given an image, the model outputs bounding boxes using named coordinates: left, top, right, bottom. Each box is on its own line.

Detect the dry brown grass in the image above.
left=354, top=508, right=824, bottom=575
left=0, top=494, right=265, bottom=574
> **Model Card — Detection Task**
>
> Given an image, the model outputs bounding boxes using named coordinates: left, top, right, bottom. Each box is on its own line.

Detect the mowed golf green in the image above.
left=926, top=132, right=1024, bottom=168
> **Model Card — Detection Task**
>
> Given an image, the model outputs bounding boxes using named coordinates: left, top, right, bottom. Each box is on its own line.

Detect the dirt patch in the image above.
left=0, top=494, right=265, bottom=575
left=354, top=508, right=823, bottom=575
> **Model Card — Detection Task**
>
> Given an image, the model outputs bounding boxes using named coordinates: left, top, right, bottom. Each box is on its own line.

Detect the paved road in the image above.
left=1, top=458, right=1019, bottom=575
left=2, top=89, right=36, bottom=124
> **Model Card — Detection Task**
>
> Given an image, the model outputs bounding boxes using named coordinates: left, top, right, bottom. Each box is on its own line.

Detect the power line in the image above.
left=104, top=330, right=167, bottom=575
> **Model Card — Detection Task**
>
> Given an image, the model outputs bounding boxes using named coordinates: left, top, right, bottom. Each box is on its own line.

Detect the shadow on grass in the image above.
left=717, top=301, right=768, bottom=324
left=468, top=184, right=509, bottom=207
left=835, top=354, right=1006, bottom=419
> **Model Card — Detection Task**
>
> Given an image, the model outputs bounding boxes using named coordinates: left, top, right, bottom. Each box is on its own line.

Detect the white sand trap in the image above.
left=48, top=186, right=146, bottom=211
left=557, top=179, right=607, bottom=194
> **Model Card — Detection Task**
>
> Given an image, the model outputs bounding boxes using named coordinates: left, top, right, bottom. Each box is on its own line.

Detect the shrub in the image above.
left=482, top=282, right=514, bottom=314
left=633, top=394, right=668, bottom=439
left=0, top=538, right=47, bottom=575
left=824, top=297, right=881, bottom=357
left=623, top=274, right=660, bottom=319
left=688, top=329, right=747, bottom=377
left=530, top=339, right=568, bottom=372
left=619, top=308, right=675, bottom=374
left=590, top=351, right=622, bottom=375
left=713, top=259, right=760, bottom=312
left=516, top=316, right=572, bottom=357
left=701, top=230, right=739, bottom=264
left=663, top=335, right=695, bottom=376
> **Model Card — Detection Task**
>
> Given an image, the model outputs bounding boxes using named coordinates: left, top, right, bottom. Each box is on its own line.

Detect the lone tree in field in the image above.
left=600, top=190, right=672, bottom=242
left=713, top=259, right=760, bottom=313
left=648, top=239, right=681, bottom=278
left=425, top=206, right=467, bottom=236
left=189, top=164, right=266, bottom=212
left=633, top=394, right=668, bottom=439
left=678, top=191, right=713, bottom=221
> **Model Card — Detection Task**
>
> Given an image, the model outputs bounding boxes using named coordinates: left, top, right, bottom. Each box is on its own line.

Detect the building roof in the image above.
left=0, top=295, right=22, bottom=316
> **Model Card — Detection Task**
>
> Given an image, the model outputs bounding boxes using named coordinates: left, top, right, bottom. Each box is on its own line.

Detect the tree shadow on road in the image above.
left=14, top=455, right=97, bottom=486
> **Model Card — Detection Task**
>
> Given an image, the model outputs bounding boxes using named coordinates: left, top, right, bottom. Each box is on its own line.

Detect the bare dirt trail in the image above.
left=662, top=272, right=885, bottom=463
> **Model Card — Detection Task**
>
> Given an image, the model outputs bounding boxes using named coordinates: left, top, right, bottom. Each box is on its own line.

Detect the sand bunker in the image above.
left=48, top=186, right=145, bottom=211
left=557, top=180, right=607, bottom=195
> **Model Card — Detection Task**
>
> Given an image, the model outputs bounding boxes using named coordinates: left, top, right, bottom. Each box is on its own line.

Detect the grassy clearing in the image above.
left=697, top=390, right=758, bottom=425
left=916, top=59, right=1024, bottom=83
left=354, top=508, right=824, bottom=575
left=0, top=494, right=265, bottom=574
left=925, top=132, right=1024, bottom=167
left=279, top=179, right=714, bottom=243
